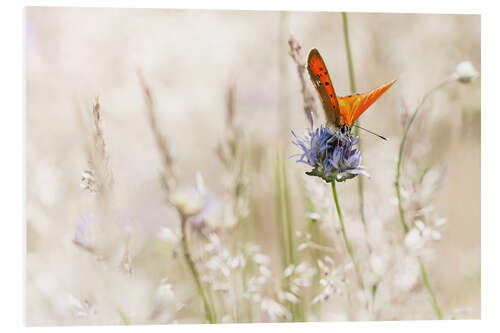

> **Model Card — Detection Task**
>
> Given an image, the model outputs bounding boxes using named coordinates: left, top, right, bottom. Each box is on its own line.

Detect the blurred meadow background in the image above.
left=26, top=7, right=480, bottom=325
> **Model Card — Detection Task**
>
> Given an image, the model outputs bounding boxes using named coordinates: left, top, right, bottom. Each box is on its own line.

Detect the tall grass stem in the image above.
left=274, top=154, right=289, bottom=268
left=275, top=152, right=306, bottom=321
left=180, top=218, right=217, bottom=324
left=342, top=13, right=372, bottom=254
left=342, top=13, right=357, bottom=96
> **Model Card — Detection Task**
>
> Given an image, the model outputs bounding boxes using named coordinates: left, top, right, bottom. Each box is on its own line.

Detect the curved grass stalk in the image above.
left=418, top=257, right=443, bottom=319
left=394, top=78, right=452, bottom=320
left=395, top=79, right=452, bottom=233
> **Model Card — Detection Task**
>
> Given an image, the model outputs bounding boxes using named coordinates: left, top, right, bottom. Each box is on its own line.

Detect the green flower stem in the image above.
left=419, top=257, right=443, bottom=319
left=180, top=217, right=217, bottom=324
left=394, top=78, right=452, bottom=320
left=331, top=181, right=365, bottom=290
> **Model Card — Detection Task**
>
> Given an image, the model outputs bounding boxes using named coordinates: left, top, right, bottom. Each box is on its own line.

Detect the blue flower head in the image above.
left=292, top=116, right=370, bottom=183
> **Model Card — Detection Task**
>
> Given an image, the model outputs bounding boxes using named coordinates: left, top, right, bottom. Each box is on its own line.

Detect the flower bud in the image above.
left=454, top=61, right=479, bottom=84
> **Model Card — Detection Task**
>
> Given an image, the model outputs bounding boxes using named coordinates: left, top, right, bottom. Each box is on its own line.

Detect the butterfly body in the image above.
left=307, top=48, right=395, bottom=134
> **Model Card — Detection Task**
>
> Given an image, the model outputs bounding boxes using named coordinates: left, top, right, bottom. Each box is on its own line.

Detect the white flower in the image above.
left=253, top=253, right=270, bottom=265
left=157, top=227, right=179, bottom=244
left=404, top=228, right=423, bottom=250
left=369, top=255, right=387, bottom=277
left=394, top=256, right=420, bottom=291
left=311, top=257, right=343, bottom=303
left=283, top=265, right=295, bottom=278
left=295, top=262, right=307, bottom=273
left=312, top=294, right=324, bottom=304
left=261, top=298, right=291, bottom=322
left=431, top=230, right=442, bottom=241
left=415, top=220, right=425, bottom=231
left=170, top=189, right=203, bottom=216
left=454, top=61, right=479, bottom=83
left=205, top=233, right=221, bottom=252
left=284, top=292, right=299, bottom=304
left=317, top=259, right=328, bottom=273
left=422, top=227, right=432, bottom=239
left=255, top=276, right=267, bottom=285
left=343, top=262, right=354, bottom=271
left=259, top=265, right=272, bottom=278
left=155, top=278, right=176, bottom=306
left=324, top=256, right=334, bottom=265
left=229, top=257, right=240, bottom=269
left=297, top=243, right=309, bottom=251
left=307, top=212, right=321, bottom=220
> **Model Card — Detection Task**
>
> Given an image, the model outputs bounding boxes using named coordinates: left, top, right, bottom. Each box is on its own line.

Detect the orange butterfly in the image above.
left=307, top=48, right=395, bottom=135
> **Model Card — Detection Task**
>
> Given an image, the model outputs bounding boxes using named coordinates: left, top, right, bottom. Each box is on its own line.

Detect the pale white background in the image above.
left=1, top=0, right=497, bottom=332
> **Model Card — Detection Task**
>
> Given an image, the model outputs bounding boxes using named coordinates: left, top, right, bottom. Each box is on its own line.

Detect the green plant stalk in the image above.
left=118, top=309, right=131, bottom=325
left=274, top=154, right=294, bottom=320
left=342, top=12, right=372, bottom=254
left=275, top=153, right=306, bottom=322
left=281, top=157, right=296, bottom=267
left=394, top=79, right=452, bottom=320
left=274, top=154, right=289, bottom=269
left=342, top=12, right=357, bottom=97
left=395, top=79, right=452, bottom=233
left=331, top=181, right=365, bottom=290
left=281, top=158, right=306, bottom=322
left=242, top=156, right=256, bottom=323
left=419, top=257, right=443, bottom=319
left=180, top=218, right=217, bottom=324
left=279, top=11, right=290, bottom=135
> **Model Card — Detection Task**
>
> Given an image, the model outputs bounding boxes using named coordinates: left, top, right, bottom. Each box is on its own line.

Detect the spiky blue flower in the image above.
left=292, top=118, right=369, bottom=183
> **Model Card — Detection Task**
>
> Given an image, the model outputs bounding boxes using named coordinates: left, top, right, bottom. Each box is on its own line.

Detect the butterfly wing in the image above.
left=307, top=49, right=342, bottom=127
left=337, top=79, right=396, bottom=126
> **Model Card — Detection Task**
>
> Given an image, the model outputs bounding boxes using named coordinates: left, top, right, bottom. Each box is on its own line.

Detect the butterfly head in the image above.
left=339, top=124, right=350, bottom=136
left=325, top=122, right=352, bottom=140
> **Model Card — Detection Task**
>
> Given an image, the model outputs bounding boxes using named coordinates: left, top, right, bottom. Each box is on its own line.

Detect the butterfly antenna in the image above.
left=352, top=124, right=387, bottom=141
